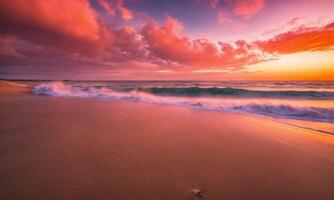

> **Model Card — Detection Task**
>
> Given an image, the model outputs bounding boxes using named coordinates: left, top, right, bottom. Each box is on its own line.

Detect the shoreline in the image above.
left=1, top=79, right=333, bottom=135
left=1, top=94, right=334, bottom=199
left=2, top=80, right=334, bottom=136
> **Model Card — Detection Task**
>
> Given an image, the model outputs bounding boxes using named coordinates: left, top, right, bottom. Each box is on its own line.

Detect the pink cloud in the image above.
left=141, top=16, right=260, bottom=69
left=105, top=25, right=149, bottom=63
left=287, top=17, right=303, bottom=26
left=218, top=10, right=233, bottom=23
left=0, top=37, right=23, bottom=57
left=202, top=0, right=265, bottom=27
left=97, top=0, right=134, bottom=20
left=1, top=0, right=333, bottom=79
left=231, top=0, right=266, bottom=19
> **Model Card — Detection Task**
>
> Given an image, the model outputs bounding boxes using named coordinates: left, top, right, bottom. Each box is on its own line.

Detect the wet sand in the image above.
left=0, top=80, right=31, bottom=96
left=1, top=86, right=334, bottom=199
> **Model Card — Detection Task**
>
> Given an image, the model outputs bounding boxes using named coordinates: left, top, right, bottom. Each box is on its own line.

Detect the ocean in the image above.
left=26, top=80, right=334, bottom=134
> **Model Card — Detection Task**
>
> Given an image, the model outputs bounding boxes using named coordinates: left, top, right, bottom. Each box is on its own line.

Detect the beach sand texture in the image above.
left=1, top=82, right=334, bottom=200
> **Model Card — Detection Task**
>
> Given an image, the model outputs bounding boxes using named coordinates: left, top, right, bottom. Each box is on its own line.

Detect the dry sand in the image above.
left=1, top=84, right=334, bottom=200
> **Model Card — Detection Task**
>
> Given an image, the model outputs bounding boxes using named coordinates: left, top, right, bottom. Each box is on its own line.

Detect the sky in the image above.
left=0, top=0, right=333, bottom=80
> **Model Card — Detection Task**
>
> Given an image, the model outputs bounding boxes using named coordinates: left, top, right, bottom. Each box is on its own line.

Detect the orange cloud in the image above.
left=117, top=4, right=134, bottom=20
left=0, top=0, right=100, bottom=40
left=1, top=0, right=332, bottom=79
left=0, top=0, right=106, bottom=58
left=97, top=0, right=134, bottom=20
left=256, top=23, right=334, bottom=54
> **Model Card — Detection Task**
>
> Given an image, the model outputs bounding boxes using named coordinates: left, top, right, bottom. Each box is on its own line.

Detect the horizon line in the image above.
left=2, top=78, right=334, bottom=82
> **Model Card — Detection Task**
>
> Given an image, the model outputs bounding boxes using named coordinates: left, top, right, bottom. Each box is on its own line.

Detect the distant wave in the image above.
left=230, top=104, right=334, bottom=122
left=143, top=87, right=334, bottom=98
left=33, top=82, right=334, bottom=123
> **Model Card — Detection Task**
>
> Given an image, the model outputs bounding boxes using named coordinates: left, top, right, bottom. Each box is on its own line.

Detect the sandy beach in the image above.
left=1, top=0, right=334, bottom=199
left=1, top=83, right=334, bottom=200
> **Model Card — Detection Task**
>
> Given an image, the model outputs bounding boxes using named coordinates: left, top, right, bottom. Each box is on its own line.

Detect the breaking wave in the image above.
left=33, top=82, right=334, bottom=123
left=144, top=87, right=334, bottom=98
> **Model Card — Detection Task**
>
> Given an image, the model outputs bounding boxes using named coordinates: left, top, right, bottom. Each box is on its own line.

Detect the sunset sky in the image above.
left=0, top=0, right=333, bottom=80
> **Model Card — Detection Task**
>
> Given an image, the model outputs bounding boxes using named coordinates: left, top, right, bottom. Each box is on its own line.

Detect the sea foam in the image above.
left=32, top=82, right=334, bottom=123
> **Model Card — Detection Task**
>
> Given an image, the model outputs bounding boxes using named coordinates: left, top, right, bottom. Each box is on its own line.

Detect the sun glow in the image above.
left=248, top=51, right=334, bottom=80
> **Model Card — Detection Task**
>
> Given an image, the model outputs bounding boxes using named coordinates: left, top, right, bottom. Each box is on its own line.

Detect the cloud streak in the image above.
left=256, top=23, right=334, bottom=54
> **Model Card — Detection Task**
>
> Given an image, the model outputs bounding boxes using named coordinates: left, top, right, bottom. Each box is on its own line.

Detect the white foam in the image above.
left=33, top=82, right=334, bottom=123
